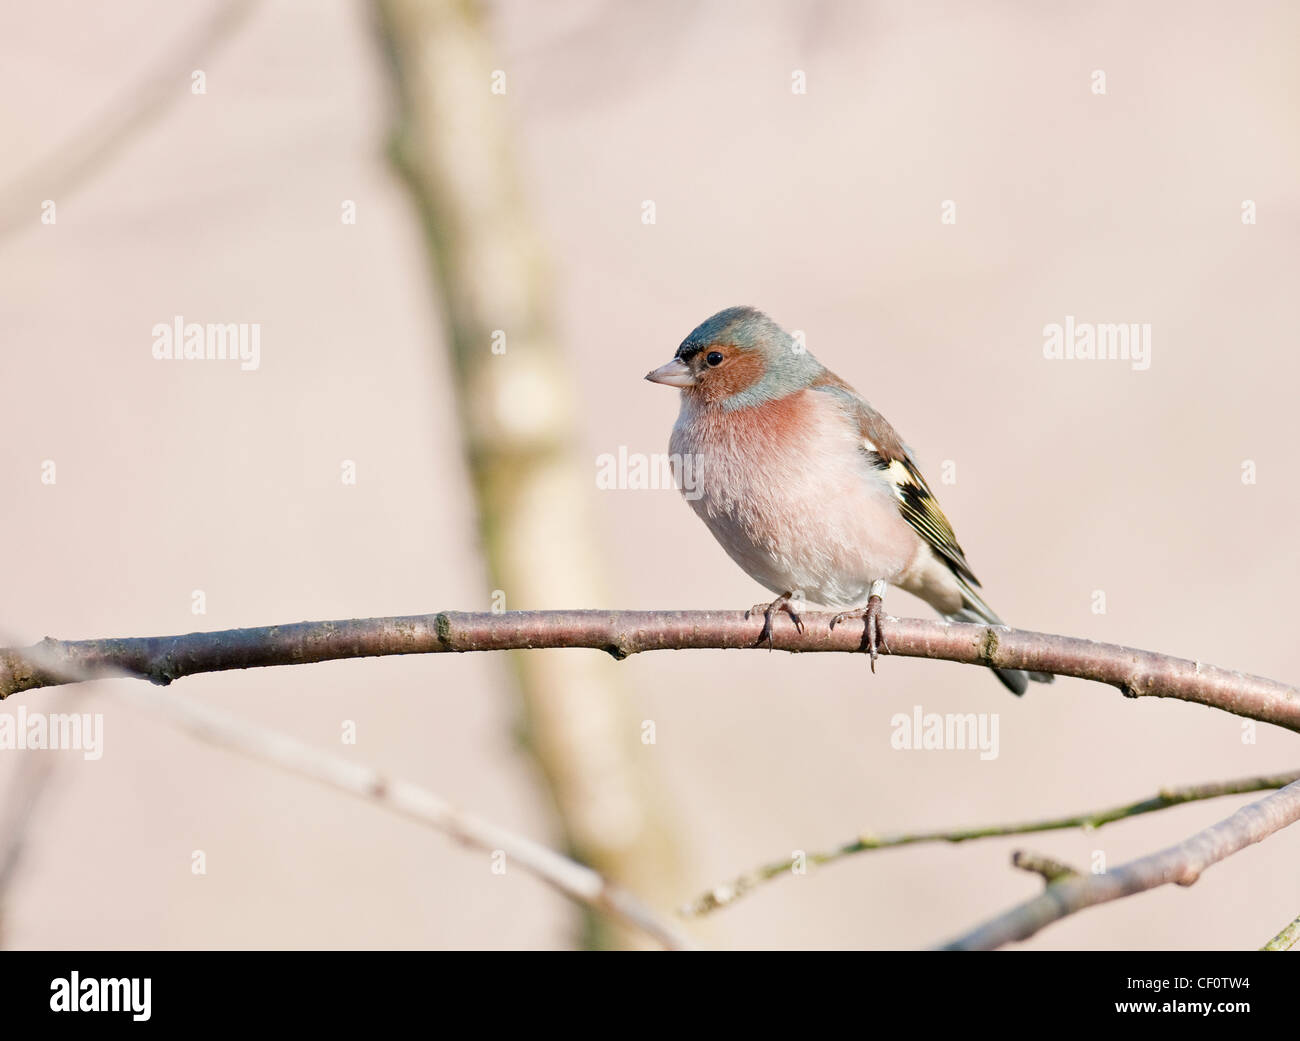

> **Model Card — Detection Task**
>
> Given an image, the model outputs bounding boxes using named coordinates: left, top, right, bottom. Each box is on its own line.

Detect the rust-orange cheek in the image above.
left=698, top=350, right=765, bottom=403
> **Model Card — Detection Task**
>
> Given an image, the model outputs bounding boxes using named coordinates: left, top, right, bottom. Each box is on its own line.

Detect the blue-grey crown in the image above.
left=677, top=306, right=824, bottom=409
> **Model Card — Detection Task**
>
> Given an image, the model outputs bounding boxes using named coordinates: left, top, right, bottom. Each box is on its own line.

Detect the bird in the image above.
left=644, top=305, right=1052, bottom=695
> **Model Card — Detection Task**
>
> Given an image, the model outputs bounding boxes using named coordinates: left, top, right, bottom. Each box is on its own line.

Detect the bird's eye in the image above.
left=706, top=351, right=724, bottom=367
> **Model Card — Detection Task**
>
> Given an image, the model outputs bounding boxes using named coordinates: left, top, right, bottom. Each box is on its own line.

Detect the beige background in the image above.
left=2, top=0, right=1298, bottom=949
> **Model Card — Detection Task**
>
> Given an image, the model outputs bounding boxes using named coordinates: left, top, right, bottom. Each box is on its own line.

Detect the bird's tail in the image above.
left=944, top=580, right=1054, bottom=697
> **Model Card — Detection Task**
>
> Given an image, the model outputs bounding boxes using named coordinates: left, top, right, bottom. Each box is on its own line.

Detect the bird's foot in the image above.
left=745, top=592, right=804, bottom=650
left=830, top=594, right=890, bottom=672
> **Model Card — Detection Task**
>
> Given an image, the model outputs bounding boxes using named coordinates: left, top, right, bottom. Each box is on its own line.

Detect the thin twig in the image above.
left=1261, top=913, right=1300, bottom=951
left=682, top=769, right=1300, bottom=915
left=2, top=611, right=1297, bottom=732
left=940, top=778, right=1300, bottom=949
left=115, top=684, right=695, bottom=951
left=1011, top=850, right=1080, bottom=884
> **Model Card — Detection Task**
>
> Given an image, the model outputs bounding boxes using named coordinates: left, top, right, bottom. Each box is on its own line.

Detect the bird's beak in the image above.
left=644, top=357, right=695, bottom=388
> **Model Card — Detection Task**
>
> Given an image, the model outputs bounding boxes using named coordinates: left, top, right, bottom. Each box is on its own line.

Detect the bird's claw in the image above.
left=831, top=595, right=889, bottom=672
left=746, top=593, right=804, bottom=650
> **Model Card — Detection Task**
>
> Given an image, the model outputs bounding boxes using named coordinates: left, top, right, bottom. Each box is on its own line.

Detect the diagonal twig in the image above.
left=1260, top=913, right=1300, bottom=951
left=116, top=684, right=696, bottom=951
left=681, top=769, right=1300, bottom=916
left=0, top=645, right=693, bottom=950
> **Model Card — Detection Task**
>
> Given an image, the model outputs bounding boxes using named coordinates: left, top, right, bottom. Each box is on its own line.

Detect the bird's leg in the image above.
left=745, top=591, right=805, bottom=650
left=830, top=580, right=891, bottom=671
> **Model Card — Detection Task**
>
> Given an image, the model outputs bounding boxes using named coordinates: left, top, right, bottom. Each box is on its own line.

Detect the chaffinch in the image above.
left=646, top=305, right=1052, bottom=695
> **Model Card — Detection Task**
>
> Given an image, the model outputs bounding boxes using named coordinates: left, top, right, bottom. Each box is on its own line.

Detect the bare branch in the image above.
left=940, top=778, right=1300, bottom=950
left=3, top=611, right=1296, bottom=733
left=114, top=683, right=696, bottom=951
left=682, top=768, right=1300, bottom=916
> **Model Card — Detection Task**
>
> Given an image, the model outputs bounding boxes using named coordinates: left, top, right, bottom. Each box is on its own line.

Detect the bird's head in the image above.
left=644, top=306, right=822, bottom=409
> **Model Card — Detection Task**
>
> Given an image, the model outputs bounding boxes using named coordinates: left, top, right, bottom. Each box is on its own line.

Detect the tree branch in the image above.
left=682, top=768, right=1300, bottom=916
left=939, top=778, right=1300, bottom=950
left=2, top=610, right=1296, bottom=729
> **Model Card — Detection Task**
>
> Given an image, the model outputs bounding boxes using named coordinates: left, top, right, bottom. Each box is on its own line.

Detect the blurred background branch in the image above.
left=369, top=0, right=687, bottom=948
left=118, top=681, right=695, bottom=951
left=0, top=724, right=59, bottom=947
left=0, top=0, right=260, bottom=241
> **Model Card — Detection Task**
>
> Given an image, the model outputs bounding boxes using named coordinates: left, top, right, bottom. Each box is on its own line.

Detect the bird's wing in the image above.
left=811, top=375, right=982, bottom=588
